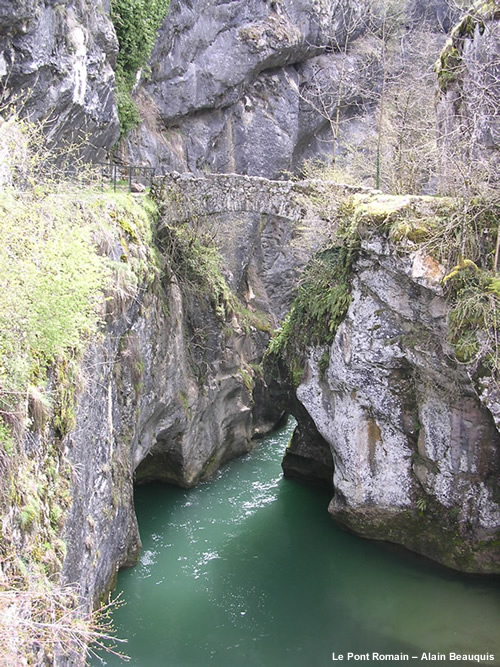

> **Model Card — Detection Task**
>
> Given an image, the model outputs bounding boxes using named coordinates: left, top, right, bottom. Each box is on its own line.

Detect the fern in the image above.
left=265, top=242, right=358, bottom=386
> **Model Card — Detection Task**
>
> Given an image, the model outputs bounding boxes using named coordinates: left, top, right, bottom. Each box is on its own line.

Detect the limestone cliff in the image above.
left=62, top=271, right=273, bottom=605
left=0, top=0, right=458, bottom=183
left=275, top=193, right=500, bottom=574
left=51, top=172, right=370, bottom=607
left=124, top=0, right=456, bottom=179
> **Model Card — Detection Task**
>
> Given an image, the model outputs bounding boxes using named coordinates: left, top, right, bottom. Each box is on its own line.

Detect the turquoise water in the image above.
left=93, top=420, right=500, bottom=666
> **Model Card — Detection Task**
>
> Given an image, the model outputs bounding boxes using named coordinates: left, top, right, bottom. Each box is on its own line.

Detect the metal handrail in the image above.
left=98, top=163, right=157, bottom=192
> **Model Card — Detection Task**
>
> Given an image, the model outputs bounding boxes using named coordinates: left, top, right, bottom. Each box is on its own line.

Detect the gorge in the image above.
left=0, top=0, right=499, bottom=664
left=91, top=421, right=500, bottom=666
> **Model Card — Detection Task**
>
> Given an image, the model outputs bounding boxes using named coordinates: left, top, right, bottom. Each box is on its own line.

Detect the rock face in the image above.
left=0, top=0, right=119, bottom=161
left=125, top=0, right=457, bottom=180
left=60, top=172, right=373, bottom=603
left=0, top=0, right=459, bottom=176
left=436, top=3, right=500, bottom=190
left=60, top=173, right=344, bottom=603
left=125, top=0, right=373, bottom=176
left=283, top=199, right=500, bottom=573
left=61, top=247, right=278, bottom=605
left=0, top=0, right=456, bottom=178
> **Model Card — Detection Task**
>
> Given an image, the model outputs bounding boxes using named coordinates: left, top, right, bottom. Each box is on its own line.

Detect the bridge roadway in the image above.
left=153, top=171, right=371, bottom=230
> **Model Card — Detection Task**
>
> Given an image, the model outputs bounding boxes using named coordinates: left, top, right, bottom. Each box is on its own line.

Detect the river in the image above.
left=93, top=420, right=500, bottom=666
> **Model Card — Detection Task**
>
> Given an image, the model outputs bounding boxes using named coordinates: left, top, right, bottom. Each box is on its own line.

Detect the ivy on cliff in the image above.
left=111, top=0, right=170, bottom=136
left=266, top=240, right=359, bottom=387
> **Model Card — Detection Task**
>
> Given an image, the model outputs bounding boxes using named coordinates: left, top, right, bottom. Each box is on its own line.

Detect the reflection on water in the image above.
left=93, top=420, right=500, bottom=666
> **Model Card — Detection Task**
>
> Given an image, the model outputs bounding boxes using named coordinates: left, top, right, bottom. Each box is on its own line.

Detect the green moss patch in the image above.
left=0, top=189, right=159, bottom=423
left=266, top=241, right=358, bottom=386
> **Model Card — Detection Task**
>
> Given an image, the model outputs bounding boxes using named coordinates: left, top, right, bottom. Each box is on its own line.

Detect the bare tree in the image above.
left=299, top=0, right=449, bottom=193
left=299, top=2, right=367, bottom=167
left=366, top=0, right=409, bottom=188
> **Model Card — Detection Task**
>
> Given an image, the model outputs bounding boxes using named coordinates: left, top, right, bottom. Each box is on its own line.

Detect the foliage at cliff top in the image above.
left=267, top=183, right=500, bottom=384
left=0, top=186, right=158, bottom=422
left=0, top=116, right=160, bottom=664
left=111, top=0, right=170, bottom=136
left=349, top=191, right=500, bottom=374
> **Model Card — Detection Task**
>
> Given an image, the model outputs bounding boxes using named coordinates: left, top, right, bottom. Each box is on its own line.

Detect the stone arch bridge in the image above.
left=152, top=171, right=372, bottom=320
left=153, top=171, right=370, bottom=230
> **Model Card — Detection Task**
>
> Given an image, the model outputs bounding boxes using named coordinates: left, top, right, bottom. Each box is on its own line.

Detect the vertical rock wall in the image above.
left=280, top=198, right=500, bottom=573
left=125, top=0, right=374, bottom=176
left=0, top=0, right=119, bottom=160
left=436, top=3, right=500, bottom=190
left=125, top=0, right=458, bottom=179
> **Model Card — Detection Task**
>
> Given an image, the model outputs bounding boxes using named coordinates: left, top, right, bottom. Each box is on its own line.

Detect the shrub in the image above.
left=0, top=580, right=127, bottom=664
left=0, top=115, right=161, bottom=424
left=0, top=191, right=107, bottom=418
left=111, top=0, right=171, bottom=136
left=161, top=221, right=234, bottom=321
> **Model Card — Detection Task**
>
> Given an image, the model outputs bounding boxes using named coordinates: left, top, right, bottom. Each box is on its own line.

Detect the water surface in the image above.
left=94, top=420, right=500, bottom=666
